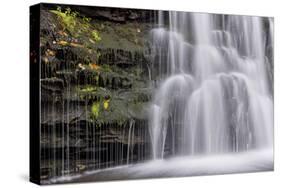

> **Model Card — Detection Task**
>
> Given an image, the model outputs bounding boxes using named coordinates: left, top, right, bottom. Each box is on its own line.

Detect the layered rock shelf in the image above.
left=39, top=4, right=154, bottom=180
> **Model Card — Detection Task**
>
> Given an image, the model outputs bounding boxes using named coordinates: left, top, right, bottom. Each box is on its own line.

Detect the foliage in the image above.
left=102, top=64, right=112, bottom=72
left=50, top=7, right=101, bottom=43
left=80, top=86, right=96, bottom=93
left=89, top=63, right=101, bottom=71
left=91, top=30, right=101, bottom=42
left=103, top=99, right=110, bottom=110
left=91, top=102, right=100, bottom=119
left=50, top=6, right=102, bottom=65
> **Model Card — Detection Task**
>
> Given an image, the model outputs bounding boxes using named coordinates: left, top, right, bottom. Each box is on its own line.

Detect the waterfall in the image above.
left=127, top=120, right=135, bottom=164
left=149, top=12, right=273, bottom=159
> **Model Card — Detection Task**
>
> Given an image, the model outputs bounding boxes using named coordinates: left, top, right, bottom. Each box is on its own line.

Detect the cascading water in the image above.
left=149, top=12, right=273, bottom=159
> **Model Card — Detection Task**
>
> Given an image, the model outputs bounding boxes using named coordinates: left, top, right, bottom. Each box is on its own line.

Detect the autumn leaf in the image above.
left=45, top=49, right=56, bottom=56
left=57, top=40, right=68, bottom=46
left=58, top=30, right=68, bottom=36
left=89, top=63, right=100, bottom=70
left=69, top=42, right=83, bottom=48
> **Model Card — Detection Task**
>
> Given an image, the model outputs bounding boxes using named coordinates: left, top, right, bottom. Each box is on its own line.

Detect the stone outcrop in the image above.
left=39, top=5, right=154, bottom=180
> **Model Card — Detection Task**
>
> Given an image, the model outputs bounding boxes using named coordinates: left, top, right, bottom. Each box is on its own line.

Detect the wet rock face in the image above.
left=45, top=5, right=158, bottom=23
left=97, top=48, right=148, bottom=67
left=39, top=6, right=154, bottom=180
left=40, top=120, right=151, bottom=180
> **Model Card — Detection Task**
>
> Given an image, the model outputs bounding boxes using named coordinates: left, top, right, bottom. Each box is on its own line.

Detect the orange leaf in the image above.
left=89, top=63, right=100, bottom=70
left=58, top=30, right=68, bottom=36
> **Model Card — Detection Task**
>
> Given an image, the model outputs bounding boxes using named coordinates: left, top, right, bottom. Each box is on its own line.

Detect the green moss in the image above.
left=89, top=20, right=149, bottom=52
left=82, top=87, right=150, bottom=126
left=95, top=75, right=99, bottom=83
left=80, top=86, right=96, bottom=93
left=101, top=64, right=112, bottom=72
left=47, top=8, right=152, bottom=126
left=77, top=85, right=111, bottom=101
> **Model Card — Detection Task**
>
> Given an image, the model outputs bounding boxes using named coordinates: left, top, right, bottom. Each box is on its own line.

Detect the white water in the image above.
left=44, top=149, right=273, bottom=184
left=149, top=12, right=273, bottom=159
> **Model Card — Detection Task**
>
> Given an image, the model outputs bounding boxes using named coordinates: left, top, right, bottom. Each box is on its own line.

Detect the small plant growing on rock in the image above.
left=50, top=6, right=102, bottom=65
left=91, top=102, right=100, bottom=119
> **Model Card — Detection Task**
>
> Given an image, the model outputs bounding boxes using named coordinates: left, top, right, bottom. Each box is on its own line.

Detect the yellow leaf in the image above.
left=45, top=49, right=56, bottom=56
left=89, top=38, right=96, bottom=44
left=43, top=57, right=49, bottom=63
left=57, top=40, right=68, bottom=46
left=91, top=103, right=100, bottom=118
left=103, top=99, right=110, bottom=110
left=69, top=42, right=83, bottom=48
